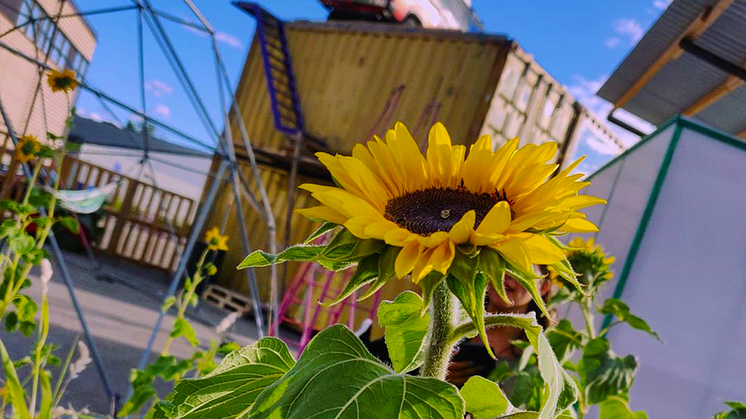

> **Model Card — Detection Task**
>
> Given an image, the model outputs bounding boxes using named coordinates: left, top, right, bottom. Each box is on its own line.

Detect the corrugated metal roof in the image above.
left=598, top=0, right=746, bottom=136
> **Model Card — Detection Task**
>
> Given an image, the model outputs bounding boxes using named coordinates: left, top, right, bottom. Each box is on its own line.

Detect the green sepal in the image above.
left=479, top=248, right=511, bottom=305
left=358, top=245, right=400, bottom=301
left=322, top=229, right=384, bottom=262
left=446, top=252, right=494, bottom=359
left=323, top=254, right=379, bottom=306
left=237, top=245, right=325, bottom=269
left=505, top=261, right=552, bottom=321
left=550, top=255, right=586, bottom=295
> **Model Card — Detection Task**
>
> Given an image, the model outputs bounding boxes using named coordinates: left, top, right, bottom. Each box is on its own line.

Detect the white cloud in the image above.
left=153, top=104, right=171, bottom=119
left=77, top=107, right=106, bottom=123
left=604, top=37, right=621, bottom=49
left=566, top=74, right=655, bottom=147
left=215, top=32, right=242, bottom=49
left=144, top=79, right=173, bottom=98
left=612, top=18, right=644, bottom=44
left=653, top=0, right=672, bottom=9
left=183, top=24, right=242, bottom=50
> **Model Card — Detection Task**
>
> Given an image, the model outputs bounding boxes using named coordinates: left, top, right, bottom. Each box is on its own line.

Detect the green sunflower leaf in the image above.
left=460, top=375, right=510, bottom=419
left=358, top=245, right=400, bottom=301
left=324, top=254, right=379, bottom=306
left=249, top=325, right=464, bottom=419
left=447, top=270, right=494, bottom=359
left=304, top=221, right=338, bottom=244
left=456, top=312, right=579, bottom=418
left=598, top=298, right=660, bottom=341
left=479, top=248, right=511, bottom=305
left=578, top=338, right=638, bottom=405
left=157, top=337, right=295, bottom=419
left=378, top=291, right=429, bottom=373
left=9, top=231, right=35, bottom=255
left=599, top=396, right=649, bottom=419
left=496, top=413, right=575, bottom=419
left=547, top=319, right=583, bottom=362
left=417, top=271, right=445, bottom=314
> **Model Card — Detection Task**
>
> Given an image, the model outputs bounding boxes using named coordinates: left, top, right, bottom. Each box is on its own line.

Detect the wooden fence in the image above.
left=0, top=135, right=198, bottom=272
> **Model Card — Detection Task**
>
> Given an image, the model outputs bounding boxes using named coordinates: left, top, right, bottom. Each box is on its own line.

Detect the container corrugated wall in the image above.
left=210, top=21, right=623, bottom=335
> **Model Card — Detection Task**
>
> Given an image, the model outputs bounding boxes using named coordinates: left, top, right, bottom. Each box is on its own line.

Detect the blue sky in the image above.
left=73, top=0, right=669, bottom=162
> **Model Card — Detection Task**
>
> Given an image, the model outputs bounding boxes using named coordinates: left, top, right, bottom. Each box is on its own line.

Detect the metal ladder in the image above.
left=236, top=2, right=305, bottom=137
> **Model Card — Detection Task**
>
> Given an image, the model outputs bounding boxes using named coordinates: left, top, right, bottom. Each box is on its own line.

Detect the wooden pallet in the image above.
left=203, top=284, right=253, bottom=315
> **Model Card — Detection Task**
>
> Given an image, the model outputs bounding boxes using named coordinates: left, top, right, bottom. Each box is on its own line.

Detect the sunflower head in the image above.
left=205, top=227, right=229, bottom=252
left=240, top=122, right=604, bottom=354
left=16, top=135, right=41, bottom=163
left=551, top=237, right=615, bottom=296
left=47, top=69, right=78, bottom=93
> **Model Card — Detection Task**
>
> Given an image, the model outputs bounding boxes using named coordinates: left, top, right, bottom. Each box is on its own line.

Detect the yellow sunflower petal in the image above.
left=395, top=241, right=423, bottom=279
left=411, top=246, right=437, bottom=283
left=476, top=201, right=511, bottom=235
left=430, top=240, right=456, bottom=274
left=384, top=227, right=416, bottom=246
left=492, top=237, right=532, bottom=273
left=524, top=234, right=565, bottom=265
left=448, top=210, right=476, bottom=244
left=562, top=218, right=599, bottom=233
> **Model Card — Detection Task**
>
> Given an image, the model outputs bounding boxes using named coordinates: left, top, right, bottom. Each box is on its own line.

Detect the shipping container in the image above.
left=207, top=19, right=623, bottom=336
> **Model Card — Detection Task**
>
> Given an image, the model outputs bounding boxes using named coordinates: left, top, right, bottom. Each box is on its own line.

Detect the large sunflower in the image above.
left=297, top=122, right=603, bottom=283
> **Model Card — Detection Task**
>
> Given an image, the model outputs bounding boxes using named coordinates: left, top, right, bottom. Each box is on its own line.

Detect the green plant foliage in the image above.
left=171, top=318, right=199, bottom=346
left=304, top=222, right=338, bottom=243
left=546, top=319, right=583, bottom=362
left=0, top=339, right=32, bottom=419
left=710, top=401, right=746, bottom=419
left=249, top=325, right=465, bottom=419
left=156, top=338, right=294, bottom=419
left=479, top=248, right=511, bottom=305
left=460, top=375, right=510, bottom=419
left=598, top=298, right=660, bottom=341
left=598, top=396, right=649, bottom=419
left=377, top=291, right=430, bottom=373
left=579, top=338, right=638, bottom=405
left=324, top=253, right=379, bottom=306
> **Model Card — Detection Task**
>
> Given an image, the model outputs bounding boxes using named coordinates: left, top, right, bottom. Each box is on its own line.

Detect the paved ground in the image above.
left=1, top=251, right=298, bottom=417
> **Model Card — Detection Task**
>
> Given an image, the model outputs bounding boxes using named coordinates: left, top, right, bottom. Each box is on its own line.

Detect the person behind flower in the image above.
left=446, top=269, right=553, bottom=386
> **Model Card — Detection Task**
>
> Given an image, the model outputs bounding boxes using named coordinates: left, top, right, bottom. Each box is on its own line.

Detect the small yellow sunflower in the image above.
left=297, top=122, right=604, bottom=282
left=205, top=227, right=229, bottom=251
left=16, top=135, right=40, bottom=163
left=47, top=68, right=78, bottom=93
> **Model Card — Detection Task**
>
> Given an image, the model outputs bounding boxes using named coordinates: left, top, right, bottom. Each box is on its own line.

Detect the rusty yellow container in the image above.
left=208, top=20, right=622, bottom=338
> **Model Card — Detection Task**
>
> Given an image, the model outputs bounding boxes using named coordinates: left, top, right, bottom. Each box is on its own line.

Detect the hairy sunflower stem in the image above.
left=420, top=281, right=457, bottom=379
left=580, top=298, right=596, bottom=339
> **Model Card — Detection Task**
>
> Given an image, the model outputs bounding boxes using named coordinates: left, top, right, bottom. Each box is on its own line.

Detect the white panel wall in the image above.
left=561, top=125, right=675, bottom=327
left=608, top=126, right=746, bottom=418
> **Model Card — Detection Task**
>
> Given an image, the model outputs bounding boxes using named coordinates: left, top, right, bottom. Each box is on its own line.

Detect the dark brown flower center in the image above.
left=384, top=187, right=509, bottom=236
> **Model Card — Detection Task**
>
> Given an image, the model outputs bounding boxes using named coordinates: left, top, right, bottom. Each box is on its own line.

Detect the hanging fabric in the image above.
left=46, top=183, right=117, bottom=214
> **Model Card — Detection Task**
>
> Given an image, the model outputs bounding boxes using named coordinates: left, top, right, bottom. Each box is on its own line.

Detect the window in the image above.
left=15, top=0, right=87, bottom=74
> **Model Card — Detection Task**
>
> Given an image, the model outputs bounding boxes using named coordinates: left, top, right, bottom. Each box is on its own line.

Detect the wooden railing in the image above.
left=0, top=135, right=197, bottom=272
